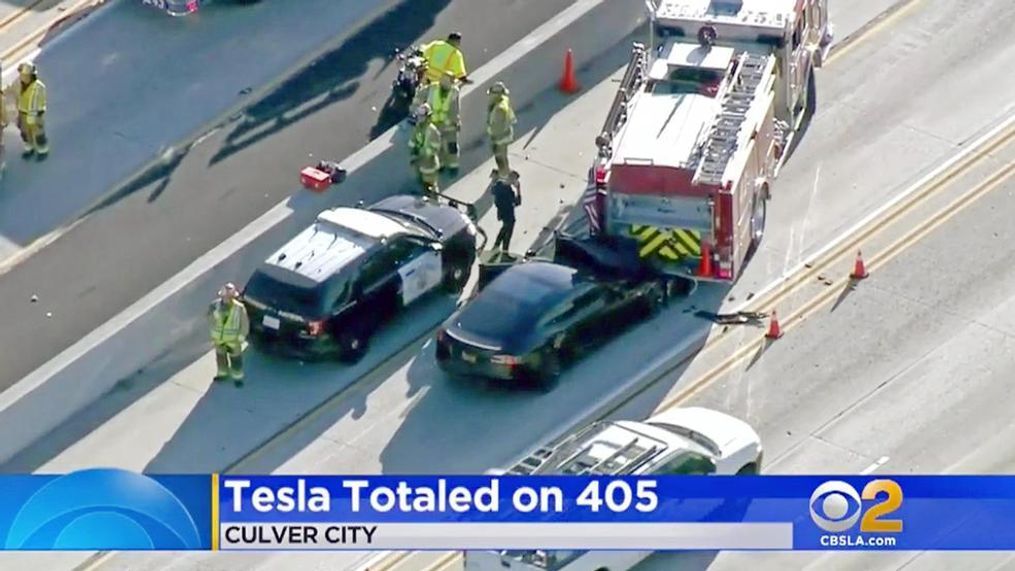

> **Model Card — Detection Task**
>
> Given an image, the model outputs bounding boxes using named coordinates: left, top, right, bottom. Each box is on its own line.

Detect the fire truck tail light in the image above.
left=717, top=260, right=733, bottom=280
left=594, top=165, right=609, bottom=187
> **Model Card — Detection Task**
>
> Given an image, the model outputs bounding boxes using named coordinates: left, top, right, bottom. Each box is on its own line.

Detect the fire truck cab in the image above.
left=584, top=0, right=832, bottom=283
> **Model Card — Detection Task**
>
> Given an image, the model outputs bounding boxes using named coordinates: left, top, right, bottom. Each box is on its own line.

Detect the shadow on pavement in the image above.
left=1, top=33, right=733, bottom=478
left=377, top=294, right=721, bottom=474
left=33, top=0, right=111, bottom=49
left=0, top=331, right=209, bottom=473
left=78, top=0, right=451, bottom=219
left=141, top=295, right=459, bottom=474
left=207, top=0, right=453, bottom=167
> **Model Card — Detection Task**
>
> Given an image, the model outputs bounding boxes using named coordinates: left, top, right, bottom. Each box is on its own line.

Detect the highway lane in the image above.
left=0, top=0, right=395, bottom=255
left=629, top=115, right=1015, bottom=571
left=7, top=1, right=1012, bottom=569
left=0, top=0, right=576, bottom=391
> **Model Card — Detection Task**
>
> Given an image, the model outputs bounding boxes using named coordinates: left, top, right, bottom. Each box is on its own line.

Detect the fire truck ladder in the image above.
left=594, top=42, right=649, bottom=159
left=692, top=52, right=772, bottom=187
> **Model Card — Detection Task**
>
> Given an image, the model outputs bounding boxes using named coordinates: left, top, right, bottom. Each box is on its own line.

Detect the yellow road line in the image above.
left=1, top=0, right=100, bottom=65
left=369, top=109, right=1015, bottom=571
left=657, top=156, right=1015, bottom=413
left=825, top=0, right=926, bottom=66
left=426, top=552, right=461, bottom=571
left=0, top=0, right=45, bottom=32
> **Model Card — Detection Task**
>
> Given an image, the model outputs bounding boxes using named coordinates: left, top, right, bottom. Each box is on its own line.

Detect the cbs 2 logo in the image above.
left=809, top=479, right=903, bottom=533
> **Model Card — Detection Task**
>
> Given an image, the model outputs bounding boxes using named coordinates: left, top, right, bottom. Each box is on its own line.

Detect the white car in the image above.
left=465, top=407, right=763, bottom=571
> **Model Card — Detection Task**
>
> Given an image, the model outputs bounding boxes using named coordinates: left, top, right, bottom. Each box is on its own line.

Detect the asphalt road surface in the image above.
left=0, top=0, right=576, bottom=391
left=631, top=112, right=1015, bottom=571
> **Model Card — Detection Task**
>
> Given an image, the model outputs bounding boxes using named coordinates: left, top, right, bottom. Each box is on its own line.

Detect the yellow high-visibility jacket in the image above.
left=426, top=84, right=461, bottom=128
left=422, top=40, right=466, bottom=83
left=17, top=79, right=46, bottom=116
left=410, top=120, right=442, bottom=156
left=487, top=96, right=516, bottom=145
left=208, top=299, right=249, bottom=346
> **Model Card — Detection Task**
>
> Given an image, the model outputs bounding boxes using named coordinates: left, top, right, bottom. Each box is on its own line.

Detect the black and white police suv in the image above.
left=242, top=195, right=480, bottom=362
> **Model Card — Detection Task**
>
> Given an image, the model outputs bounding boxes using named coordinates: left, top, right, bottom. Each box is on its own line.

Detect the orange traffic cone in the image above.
left=765, top=310, right=783, bottom=340
left=559, top=49, right=580, bottom=94
left=697, top=241, right=713, bottom=277
left=850, top=250, right=869, bottom=280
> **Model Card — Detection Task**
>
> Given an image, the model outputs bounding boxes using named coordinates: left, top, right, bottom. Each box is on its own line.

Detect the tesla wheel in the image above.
left=442, top=262, right=469, bottom=293
left=534, top=350, right=561, bottom=393
left=647, top=281, right=669, bottom=313
left=337, top=330, right=369, bottom=364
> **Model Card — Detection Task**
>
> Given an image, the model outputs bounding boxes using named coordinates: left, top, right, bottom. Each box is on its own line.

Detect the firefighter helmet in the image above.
left=415, top=103, right=432, bottom=120
left=487, top=82, right=509, bottom=96
left=18, top=62, right=37, bottom=77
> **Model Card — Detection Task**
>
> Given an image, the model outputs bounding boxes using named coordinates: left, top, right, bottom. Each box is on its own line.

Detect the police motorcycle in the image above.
left=383, top=45, right=428, bottom=125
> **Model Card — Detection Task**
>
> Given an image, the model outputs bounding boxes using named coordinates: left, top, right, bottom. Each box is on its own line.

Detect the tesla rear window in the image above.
left=457, top=274, right=568, bottom=339
left=244, top=271, right=327, bottom=317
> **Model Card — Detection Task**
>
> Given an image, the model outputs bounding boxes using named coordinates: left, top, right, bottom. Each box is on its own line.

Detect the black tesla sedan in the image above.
left=243, top=195, right=479, bottom=362
left=435, top=261, right=669, bottom=388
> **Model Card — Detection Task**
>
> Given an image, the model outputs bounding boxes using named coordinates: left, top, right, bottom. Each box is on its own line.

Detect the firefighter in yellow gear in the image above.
left=208, top=282, right=250, bottom=386
left=421, top=32, right=467, bottom=85
left=486, top=82, right=517, bottom=177
left=420, top=73, right=462, bottom=173
left=16, top=62, right=48, bottom=159
left=408, top=104, right=443, bottom=196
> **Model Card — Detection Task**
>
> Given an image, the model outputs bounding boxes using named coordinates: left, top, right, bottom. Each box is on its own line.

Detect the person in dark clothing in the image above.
left=492, top=170, right=521, bottom=251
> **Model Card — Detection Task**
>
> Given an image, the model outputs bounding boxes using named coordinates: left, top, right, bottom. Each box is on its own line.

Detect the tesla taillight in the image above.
left=306, top=320, right=325, bottom=336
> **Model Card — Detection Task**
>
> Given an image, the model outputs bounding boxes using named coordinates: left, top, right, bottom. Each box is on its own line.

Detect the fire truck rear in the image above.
left=582, top=0, right=833, bottom=283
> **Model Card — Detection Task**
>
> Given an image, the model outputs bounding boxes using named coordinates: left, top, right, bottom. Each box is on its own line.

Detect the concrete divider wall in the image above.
left=0, top=0, right=648, bottom=464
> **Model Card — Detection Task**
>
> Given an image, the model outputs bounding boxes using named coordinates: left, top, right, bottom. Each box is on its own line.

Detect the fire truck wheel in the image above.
left=666, top=277, right=694, bottom=298
left=750, top=194, right=767, bottom=249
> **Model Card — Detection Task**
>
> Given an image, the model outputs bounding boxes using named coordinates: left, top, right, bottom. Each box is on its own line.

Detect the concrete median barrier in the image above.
left=0, top=0, right=648, bottom=464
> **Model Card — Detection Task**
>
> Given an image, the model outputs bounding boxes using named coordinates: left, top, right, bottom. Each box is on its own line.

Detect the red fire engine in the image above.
left=582, top=0, right=833, bottom=283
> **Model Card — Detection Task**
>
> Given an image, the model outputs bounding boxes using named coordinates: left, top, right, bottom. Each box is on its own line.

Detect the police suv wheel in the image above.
left=338, top=331, right=368, bottom=363
left=443, top=263, right=469, bottom=293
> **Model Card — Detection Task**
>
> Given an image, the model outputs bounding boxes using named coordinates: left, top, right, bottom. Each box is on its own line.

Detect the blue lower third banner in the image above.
left=12, top=471, right=1015, bottom=550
